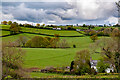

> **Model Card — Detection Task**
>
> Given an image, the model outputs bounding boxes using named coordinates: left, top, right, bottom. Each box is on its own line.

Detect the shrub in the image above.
left=103, top=28, right=112, bottom=36
left=50, top=37, right=59, bottom=48
left=36, top=23, right=40, bottom=27
left=97, top=31, right=104, bottom=36
left=57, top=39, right=70, bottom=48
left=88, top=68, right=97, bottom=75
left=16, top=36, right=28, bottom=47
left=73, top=44, right=76, bottom=48
left=2, top=42, right=29, bottom=79
left=74, top=49, right=91, bottom=75
left=1, top=21, right=7, bottom=25
left=97, top=59, right=110, bottom=73
left=90, top=35, right=98, bottom=42
left=28, top=36, right=49, bottom=48
left=7, top=21, right=12, bottom=25
left=25, top=36, right=59, bottom=48
left=89, top=30, right=96, bottom=36
left=9, top=23, right=21, bottom=34
left=54, top=34, right=60, bottom=37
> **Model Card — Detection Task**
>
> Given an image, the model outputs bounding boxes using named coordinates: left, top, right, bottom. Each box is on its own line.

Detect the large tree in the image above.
left=1, top=41, right=29, bottom=79
left=1, top=21, right=7, bottom=25
left=7, top=21, right=12, bottom=25
left=74, top=49, right=91, bottom=75
left=9, top=23, right=21, bottom=34
left=91, top=28, right=120, bottom=73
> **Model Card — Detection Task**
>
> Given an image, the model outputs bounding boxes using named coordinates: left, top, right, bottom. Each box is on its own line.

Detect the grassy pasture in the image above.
left=2, top=33, right=50, bottom=41
left=21, top=27, right=83, bottom=36
left=30, top=72, right=119, bottom=78
left=1, top=31, right=101, bottom=69
left=1, top=24, right=107, bottom=78
left=0, top=24, right=10, bottom=29
left=23, top=48, right=101, bottom=69
left=0, top=24, right=84, bottom=36
left=0, top=30, right=10, bottom=36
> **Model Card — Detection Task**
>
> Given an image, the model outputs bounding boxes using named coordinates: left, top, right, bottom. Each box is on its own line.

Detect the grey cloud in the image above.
left=1, top=1, right=118, bottom=25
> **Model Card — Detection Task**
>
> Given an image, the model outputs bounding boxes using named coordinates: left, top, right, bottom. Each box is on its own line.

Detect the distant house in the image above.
left=90, top=60, right=98, bottom=71
left=76, top=29, right=82, bottom=31
left=56, top=28, right=61, bottom=30
left=53, top=28, right=56, bottom=30
left=90, top=59, right=114, bottom=73
left=53, top=28, right=61, bottom=30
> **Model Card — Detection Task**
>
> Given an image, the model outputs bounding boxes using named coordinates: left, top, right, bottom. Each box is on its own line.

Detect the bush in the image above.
left=15, top=36, right=28, bottom=47
left=89, top=30, right=96, bottom=36
left=25, top=36, right=49, bottom=48
left=9, top=23, right=21, bottom=34
left=74, top=50, right=91, bottom=75
left=54, top=34, right=60, bottom=37
left=97, top=31, right=104, bottom=36
left=49, top=37, right=59, bottom=48
left=90, top=35, right=98, bottom=42
left=97, top=59, right=110, bottom=73
left=25, top=36, right=59, bottom=48
left=88, top=68, right=97, bottom=75
left=73, top=44, right=76, bottom=48
left=1, top=21, right=7, bottom=25
left=2, top=41, right=29, bottom=79
left=7, top=21, right=12, bottom=25
left=57, top=39, right=70, bottom=48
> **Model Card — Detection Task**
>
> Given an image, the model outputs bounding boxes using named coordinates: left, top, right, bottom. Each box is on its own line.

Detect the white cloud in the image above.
left=104, top=17, right=118, bottom=24
left=0, top=12, right=14, bottom=21
left=1, top=1, right=118, bottom=25
left=2, top=0, right=118, bottom=2
left=66, top=0, right=117, bottom=20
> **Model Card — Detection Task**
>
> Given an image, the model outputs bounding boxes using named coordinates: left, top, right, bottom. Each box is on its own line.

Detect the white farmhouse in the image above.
left=56, top=28, right=61, bottom=30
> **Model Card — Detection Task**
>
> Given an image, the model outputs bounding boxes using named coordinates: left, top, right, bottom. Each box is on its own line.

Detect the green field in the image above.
left=1, top=24, right=109, bottom=78
left=0, top=24, right=84, bottom=36
left=0, top=30, right=10, bottom=36
left=0, top=24, right=10, bottom=29
left=1, top=25, right=101, bottom=66
left=30, top=72, right=119, bottom=78
left=2, top=33, right=50, bottom=41
left=23, top=48, right=101, bottom=69
left=21, top=27, right=84, bottom=36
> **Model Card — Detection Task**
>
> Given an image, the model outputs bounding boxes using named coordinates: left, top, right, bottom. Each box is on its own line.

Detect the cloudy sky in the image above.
left=1, top=0, right=119, bottom=25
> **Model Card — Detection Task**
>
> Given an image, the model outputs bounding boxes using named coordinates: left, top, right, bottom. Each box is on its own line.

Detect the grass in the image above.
left=23, top=48, right=78, bottom=68
left=2, top=33, right=50, bottom=41
left=30, top=72, right=119, bottom=78
left=23, top=48, right=101, bottom=69
left=1, top=32, right=101, bottom=69
left=21, top=27, right=83, bottom=36
left=60, top=36, right=92, bottom=48
left=1, top=24, right=110, bottom=78
left=23, top=36, right=101, bottom=69
left=0, top=30, right=10, bottom=36
left=0, top=24, right=84, bottom=36
left=0, top=24, right=10, bottom=29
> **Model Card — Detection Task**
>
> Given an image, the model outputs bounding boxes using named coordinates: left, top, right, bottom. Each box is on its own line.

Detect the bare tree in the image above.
left=57, top=39, right=70, bottom=48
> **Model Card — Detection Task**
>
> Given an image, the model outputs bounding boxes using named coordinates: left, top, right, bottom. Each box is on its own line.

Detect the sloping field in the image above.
left=0, top=30, right=10, bottom=36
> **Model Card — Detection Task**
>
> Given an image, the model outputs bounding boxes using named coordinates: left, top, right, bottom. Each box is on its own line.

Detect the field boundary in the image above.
left=1, top=29, right=86, bottom=37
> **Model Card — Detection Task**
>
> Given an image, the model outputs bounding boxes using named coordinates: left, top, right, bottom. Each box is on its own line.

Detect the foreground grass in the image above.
left=30, top=72, right=119, bottom=78
left=23, top=48, right=101, bottom=68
